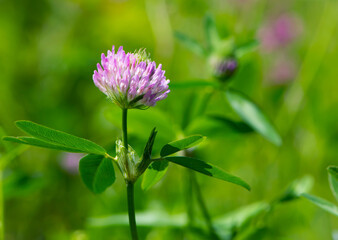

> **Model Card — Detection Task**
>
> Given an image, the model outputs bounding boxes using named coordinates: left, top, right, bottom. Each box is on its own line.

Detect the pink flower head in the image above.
left=93, top=46, right=170, bottom=109
left=60, top=153, right=84, bottom=175
left=258, top=14, right=303, bottom=52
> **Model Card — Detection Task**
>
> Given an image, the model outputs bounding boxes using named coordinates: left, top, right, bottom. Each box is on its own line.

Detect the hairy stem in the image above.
left=127, top=182, right=138, bottom=240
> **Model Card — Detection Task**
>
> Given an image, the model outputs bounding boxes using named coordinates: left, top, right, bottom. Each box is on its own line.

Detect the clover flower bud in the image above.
left=116, top=139, right=138, bottom=181
left=93, top=46, right=170, bottom=109
left=212, top=57, right=238, bottom=81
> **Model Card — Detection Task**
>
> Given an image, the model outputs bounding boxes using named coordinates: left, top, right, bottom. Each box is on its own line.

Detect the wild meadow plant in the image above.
left=1, top=13, right=336, bottom=240
left=2, top=45, right=253, bottom=240
left=88, top=15, right=286, bottom=240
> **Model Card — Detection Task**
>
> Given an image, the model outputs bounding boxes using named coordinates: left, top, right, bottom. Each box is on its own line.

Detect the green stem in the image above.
left=122, top=109, right=138, bottom=240
left=122, top=108, right=128, bottom=150
left=182, top=88, right=218, bottom=237
left=191, top=172, right=219, bottom=239
left=122, top=108, right=131, bottom=178
left=186, top=169, right=195, bottom=226
left=0, top=170, right=4, bottom=240
left=127, top=182, right=138, bottom=240
left=196, top=89, right=215, bottom=117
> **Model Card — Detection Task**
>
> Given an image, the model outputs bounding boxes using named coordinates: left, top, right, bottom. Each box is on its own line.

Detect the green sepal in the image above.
left=141, top=128, right=157, bottom=162
left=137, top=128, right=158, bottom=178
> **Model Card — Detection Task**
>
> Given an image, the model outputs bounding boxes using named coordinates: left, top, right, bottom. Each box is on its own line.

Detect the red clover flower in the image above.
left=93, top=46, right=170, bottom=109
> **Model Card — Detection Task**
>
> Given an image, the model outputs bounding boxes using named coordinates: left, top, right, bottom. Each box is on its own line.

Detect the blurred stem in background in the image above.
left=191, top=171, right=220, bottom=240
left=196, top=90, right=215, bottom=117
left=185, top=157, right=219, bottom=238
left=183, top=88, right=219, bottom=239
left=185, top=169, right=195, bottom=227
left=145, top=0, right=174, bottom=58
left=122, top=109, right=138, bottom=240
left=0, top=170, right=3, bottom=240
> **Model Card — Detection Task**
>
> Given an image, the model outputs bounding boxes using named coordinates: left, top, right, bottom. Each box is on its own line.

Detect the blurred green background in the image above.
left=0, top=0, right=337, bottom=239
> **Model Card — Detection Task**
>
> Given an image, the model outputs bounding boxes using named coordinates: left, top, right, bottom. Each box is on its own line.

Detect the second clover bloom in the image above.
left=93, top=46, right=170, bottom=109
left=209, top=55, right=238, bottom=82
left=213, top=58, right=238, bottom=81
